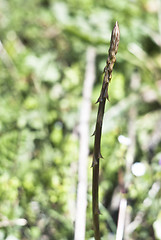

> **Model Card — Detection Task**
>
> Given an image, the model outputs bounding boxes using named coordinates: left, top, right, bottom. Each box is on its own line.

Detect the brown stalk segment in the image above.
left=92, top=22, right=120, bottom=240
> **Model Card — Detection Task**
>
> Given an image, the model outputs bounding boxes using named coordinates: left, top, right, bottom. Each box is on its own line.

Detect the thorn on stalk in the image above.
left=98, top=152, right=103, bottom=159
left=91, top=155, right=98, bottom=167
left=91, top=152, right=103, bottom=167
left=91, top=130, right=96, bottom=137
left=95, top=97, right=102, bottom=104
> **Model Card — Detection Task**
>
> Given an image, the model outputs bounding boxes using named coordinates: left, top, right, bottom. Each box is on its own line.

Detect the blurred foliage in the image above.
left=0, top=0, right=161, bottom=239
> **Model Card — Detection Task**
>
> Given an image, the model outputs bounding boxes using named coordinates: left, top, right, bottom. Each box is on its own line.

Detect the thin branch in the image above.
left=126, top=181, right=160, bottom=235
left=74, top=47, right=96, bottom=240
left=116, top=72, right=139, bottom=240
left=92, top=22, right=120, bottom=240
left=116, top=198, right=127, bottom=240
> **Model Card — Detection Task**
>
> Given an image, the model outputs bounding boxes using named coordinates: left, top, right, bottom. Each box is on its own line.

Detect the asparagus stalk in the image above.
left=92, top=22, right=120, bottom=240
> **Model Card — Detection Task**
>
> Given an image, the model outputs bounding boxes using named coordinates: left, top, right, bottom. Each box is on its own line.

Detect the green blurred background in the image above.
left=0, top=0, right=161, bottom=239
